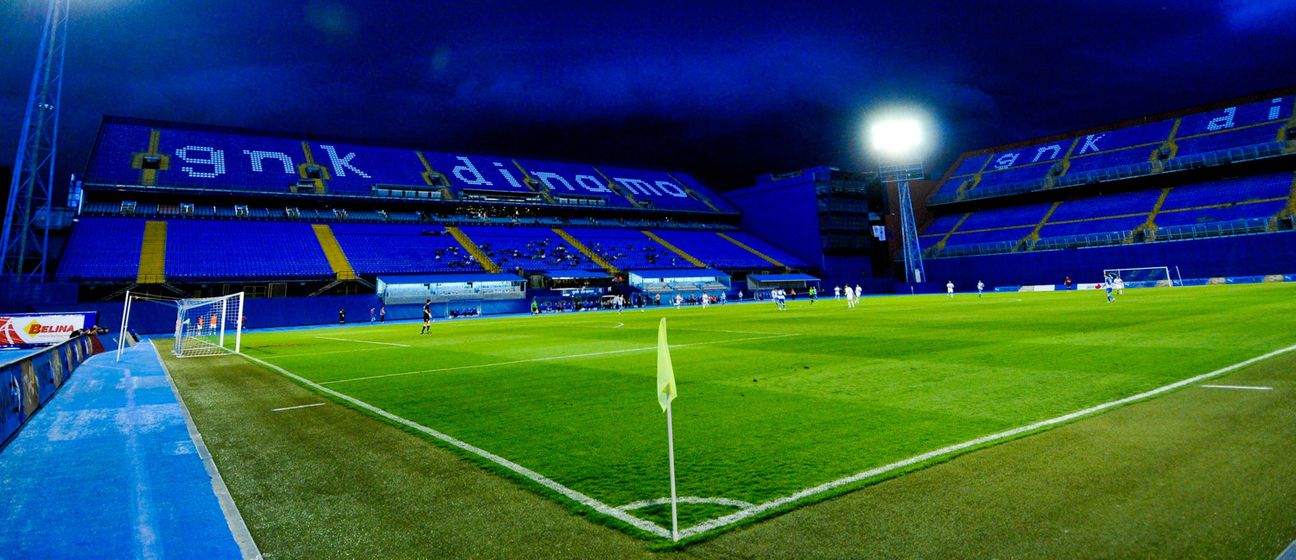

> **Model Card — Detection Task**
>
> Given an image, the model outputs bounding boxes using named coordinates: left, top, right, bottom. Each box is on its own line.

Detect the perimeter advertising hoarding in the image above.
left=0, top=312, right=98, bottom=348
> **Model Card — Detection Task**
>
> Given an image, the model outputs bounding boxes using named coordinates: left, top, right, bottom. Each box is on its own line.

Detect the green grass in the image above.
left=222, top=282, right=1296, bottom=540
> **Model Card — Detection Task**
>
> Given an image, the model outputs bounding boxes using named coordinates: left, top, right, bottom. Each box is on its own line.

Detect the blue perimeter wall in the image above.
left=924, top=230, right=1296, bottom=289
left=33, top=295, right=530, bottom=334
left=1, top=336, right=99, bottom=448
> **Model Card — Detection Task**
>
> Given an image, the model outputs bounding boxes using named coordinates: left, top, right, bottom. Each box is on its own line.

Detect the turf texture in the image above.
left=216, top=283, right=1296, bottom=539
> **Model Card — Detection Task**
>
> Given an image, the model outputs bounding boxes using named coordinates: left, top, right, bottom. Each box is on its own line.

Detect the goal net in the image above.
left=1101, top=266, right=1176, bottom=288
left=173, top=293, right=244, bottom=358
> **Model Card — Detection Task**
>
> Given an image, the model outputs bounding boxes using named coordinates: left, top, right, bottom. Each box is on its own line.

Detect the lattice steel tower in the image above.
left=1, top=0, right=70, bottom=280
left=881, top=162, right=926, bottom=284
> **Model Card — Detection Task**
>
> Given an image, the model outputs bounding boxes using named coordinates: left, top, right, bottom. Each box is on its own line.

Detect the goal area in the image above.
left=117, top=291, right=244, bottom=360
left=1101, top=266, right=1179, bottom=288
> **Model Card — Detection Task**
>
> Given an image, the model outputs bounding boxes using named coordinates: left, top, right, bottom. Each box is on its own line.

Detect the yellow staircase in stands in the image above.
left=666, top=172, right=724, bottom=212
left=929, top=212, right=972, bottom=256
left=1017, top=201, right=1062, bottom=251
left=553, top=228, right=618, bottom=273
left=1136, top=187, right=1174, bottom=241
left=445, top=226, right=501, bottom=273
left=137, top=221, right=167, bottom=284
left=513, top=161, right=557, bottom=203
left=311, top=224, right=356, bottom=280
left=594, top=168, right=647, bottom=208
left=715, top=232, right=786, bottom=269
left=643, top=231, right=707, bottom=268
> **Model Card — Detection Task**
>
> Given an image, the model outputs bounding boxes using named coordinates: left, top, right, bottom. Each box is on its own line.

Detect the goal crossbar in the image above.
left=1101, top=266, right=1178, bottom=288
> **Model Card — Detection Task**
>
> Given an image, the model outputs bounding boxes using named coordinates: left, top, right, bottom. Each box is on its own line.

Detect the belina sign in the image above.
left=0, top=313, right=97, bottom=348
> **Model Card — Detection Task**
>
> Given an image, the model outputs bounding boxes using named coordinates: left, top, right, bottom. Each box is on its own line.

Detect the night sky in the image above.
left=2, top=0, right=1294, bottom=193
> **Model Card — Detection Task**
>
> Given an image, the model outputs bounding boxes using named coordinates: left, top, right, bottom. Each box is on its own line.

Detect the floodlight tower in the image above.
left=1, top=0, right=71, bottom=281
left=869, top=115, right=928, bottom=284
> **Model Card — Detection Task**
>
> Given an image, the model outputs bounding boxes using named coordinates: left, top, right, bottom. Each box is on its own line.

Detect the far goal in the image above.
left=117, top=291, right=245, bottom=360
left=173, top=292, right=244, bottom=358
left=1101, top=266, right=1178, bottom=288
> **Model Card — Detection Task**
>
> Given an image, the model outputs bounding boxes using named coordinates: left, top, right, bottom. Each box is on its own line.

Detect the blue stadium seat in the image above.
left=563, top=228, right=688, bottom=269
left=55, top=217, right=146, bottom=281
left=958, top=202, right=1054, bottom=230
left=1160, top=173, right=1293, bottom=211
left=922, top=214, right=965, bottom=235
left=165, top=220, right=332, bottom=280
left=332, top=223, right=481, bottom=275
left=1174, top=124, right=1284, bottom=158
left=652, top=230, right=808, bottom=269
left=1155, top=200, right=1287, bottom=227
left=1037, top=216, right=1146, bottom=239
left=1048, top=190, right=1162, bottom=222
left=459, top=225, right=592, bottom=271
left=82, top=119, right=735, bottom=216
left=944, top=227, right=1033, bottom=247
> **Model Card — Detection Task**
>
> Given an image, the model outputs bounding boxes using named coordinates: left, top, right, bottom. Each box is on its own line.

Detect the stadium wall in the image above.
left=727, top=179, right=824, bottom=265
left=1, top=336, right=101, bottom=449
left=33, top=294, right=531, bottom=334
left=922, top=231, right=1296, bottom=289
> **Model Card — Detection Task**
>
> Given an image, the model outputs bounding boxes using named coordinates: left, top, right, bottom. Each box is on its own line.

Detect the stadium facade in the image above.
left=6, top=87, right=1295, bottom=329
left=919, top=87, right=1296, bottom=289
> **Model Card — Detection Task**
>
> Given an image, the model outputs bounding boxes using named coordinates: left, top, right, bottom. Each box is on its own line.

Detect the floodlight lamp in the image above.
left=869, top=117, right=925, bottom=160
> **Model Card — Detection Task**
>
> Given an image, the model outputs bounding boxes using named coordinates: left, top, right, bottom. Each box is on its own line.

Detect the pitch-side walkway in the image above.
left=0, top=340, right=259, bottom=558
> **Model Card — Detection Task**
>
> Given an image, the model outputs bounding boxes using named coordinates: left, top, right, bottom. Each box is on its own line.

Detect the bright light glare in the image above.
left=869, top=117, right=925, bottom=159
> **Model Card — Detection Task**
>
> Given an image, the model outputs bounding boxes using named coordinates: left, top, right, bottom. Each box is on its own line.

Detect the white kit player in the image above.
left=977, top=280, right=985, bottom=298
left=844, top=285, right=855, bottom=308
left=946, top=281, right=955, bottom=298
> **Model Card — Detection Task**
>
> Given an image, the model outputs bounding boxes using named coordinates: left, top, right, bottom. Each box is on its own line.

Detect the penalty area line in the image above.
left=1200, top=384, right=1272, bottom=391
left=271, top=403, right=326, bottom=412
left=676, top=341, right=1296, bottom=539
left=237, top=352, right=672, bottom=539
left=321, top=332, right=801, bottom=386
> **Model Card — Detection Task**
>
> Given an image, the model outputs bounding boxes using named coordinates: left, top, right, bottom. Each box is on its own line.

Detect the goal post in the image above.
left=118, top=291, right=246, bottom=360
left=173, top=292, right=245, bottom=358
left=1101, top=266, right=1177, bottom=288
left=118, top=291, right=183, bottom=362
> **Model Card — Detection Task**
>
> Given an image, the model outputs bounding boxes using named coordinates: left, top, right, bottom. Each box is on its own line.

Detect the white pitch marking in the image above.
left=271, top=403, right=326, bottom=412
left=237, top=353, right=672, bottom=539
left=314, top=336, right=411, bottom=348
left=321, top=333, right=800, bottom=386
left=674, top=342, right=1296, bottom=539
left=613, top=322, right=625, bottom=329
left=617, top=496, right=754, bottom=512
left=1201, top=384, right=1272, bottom=391
left=246, top=332, right=1296, bottom=541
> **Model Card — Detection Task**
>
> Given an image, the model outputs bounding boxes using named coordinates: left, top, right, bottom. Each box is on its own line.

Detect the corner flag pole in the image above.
left=666, top=398, right=679, bottom=541
left=657, top=318, right=679, bottom=541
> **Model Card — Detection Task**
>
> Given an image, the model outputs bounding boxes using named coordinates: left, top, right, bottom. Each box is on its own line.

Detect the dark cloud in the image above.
left=0, top=0, right=1293, bottom=192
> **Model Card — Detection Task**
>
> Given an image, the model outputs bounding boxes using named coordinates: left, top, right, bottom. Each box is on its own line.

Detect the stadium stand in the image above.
left=55, top=217, right=146, bottom=281
left=331, top=224, right=482, bottom=276
left=650, top=230, right=786, bottom=270
left=165, top=220, right=333, bottom=281
left=931, top=95, right=1293, bottom=205
left=459, top=225, right=593, bottom=272
left=53, top=116, right=828, bottom=309
left=920, top=89, right=1296, bottom=288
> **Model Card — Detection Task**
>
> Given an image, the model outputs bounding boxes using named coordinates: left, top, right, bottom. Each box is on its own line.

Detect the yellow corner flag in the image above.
left=657, top=318, right=677, bottom=411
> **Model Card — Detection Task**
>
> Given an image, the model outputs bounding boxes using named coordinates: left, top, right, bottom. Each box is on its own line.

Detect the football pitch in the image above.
left=227, top=283, right=1296, bottom=541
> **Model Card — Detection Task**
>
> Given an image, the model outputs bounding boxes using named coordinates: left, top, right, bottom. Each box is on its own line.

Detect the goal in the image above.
left=117, top=291, right=244, bottom=360
left=1101, top=266, right=1178, bottom=288
left=173, top=292, right=244, bottom=358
